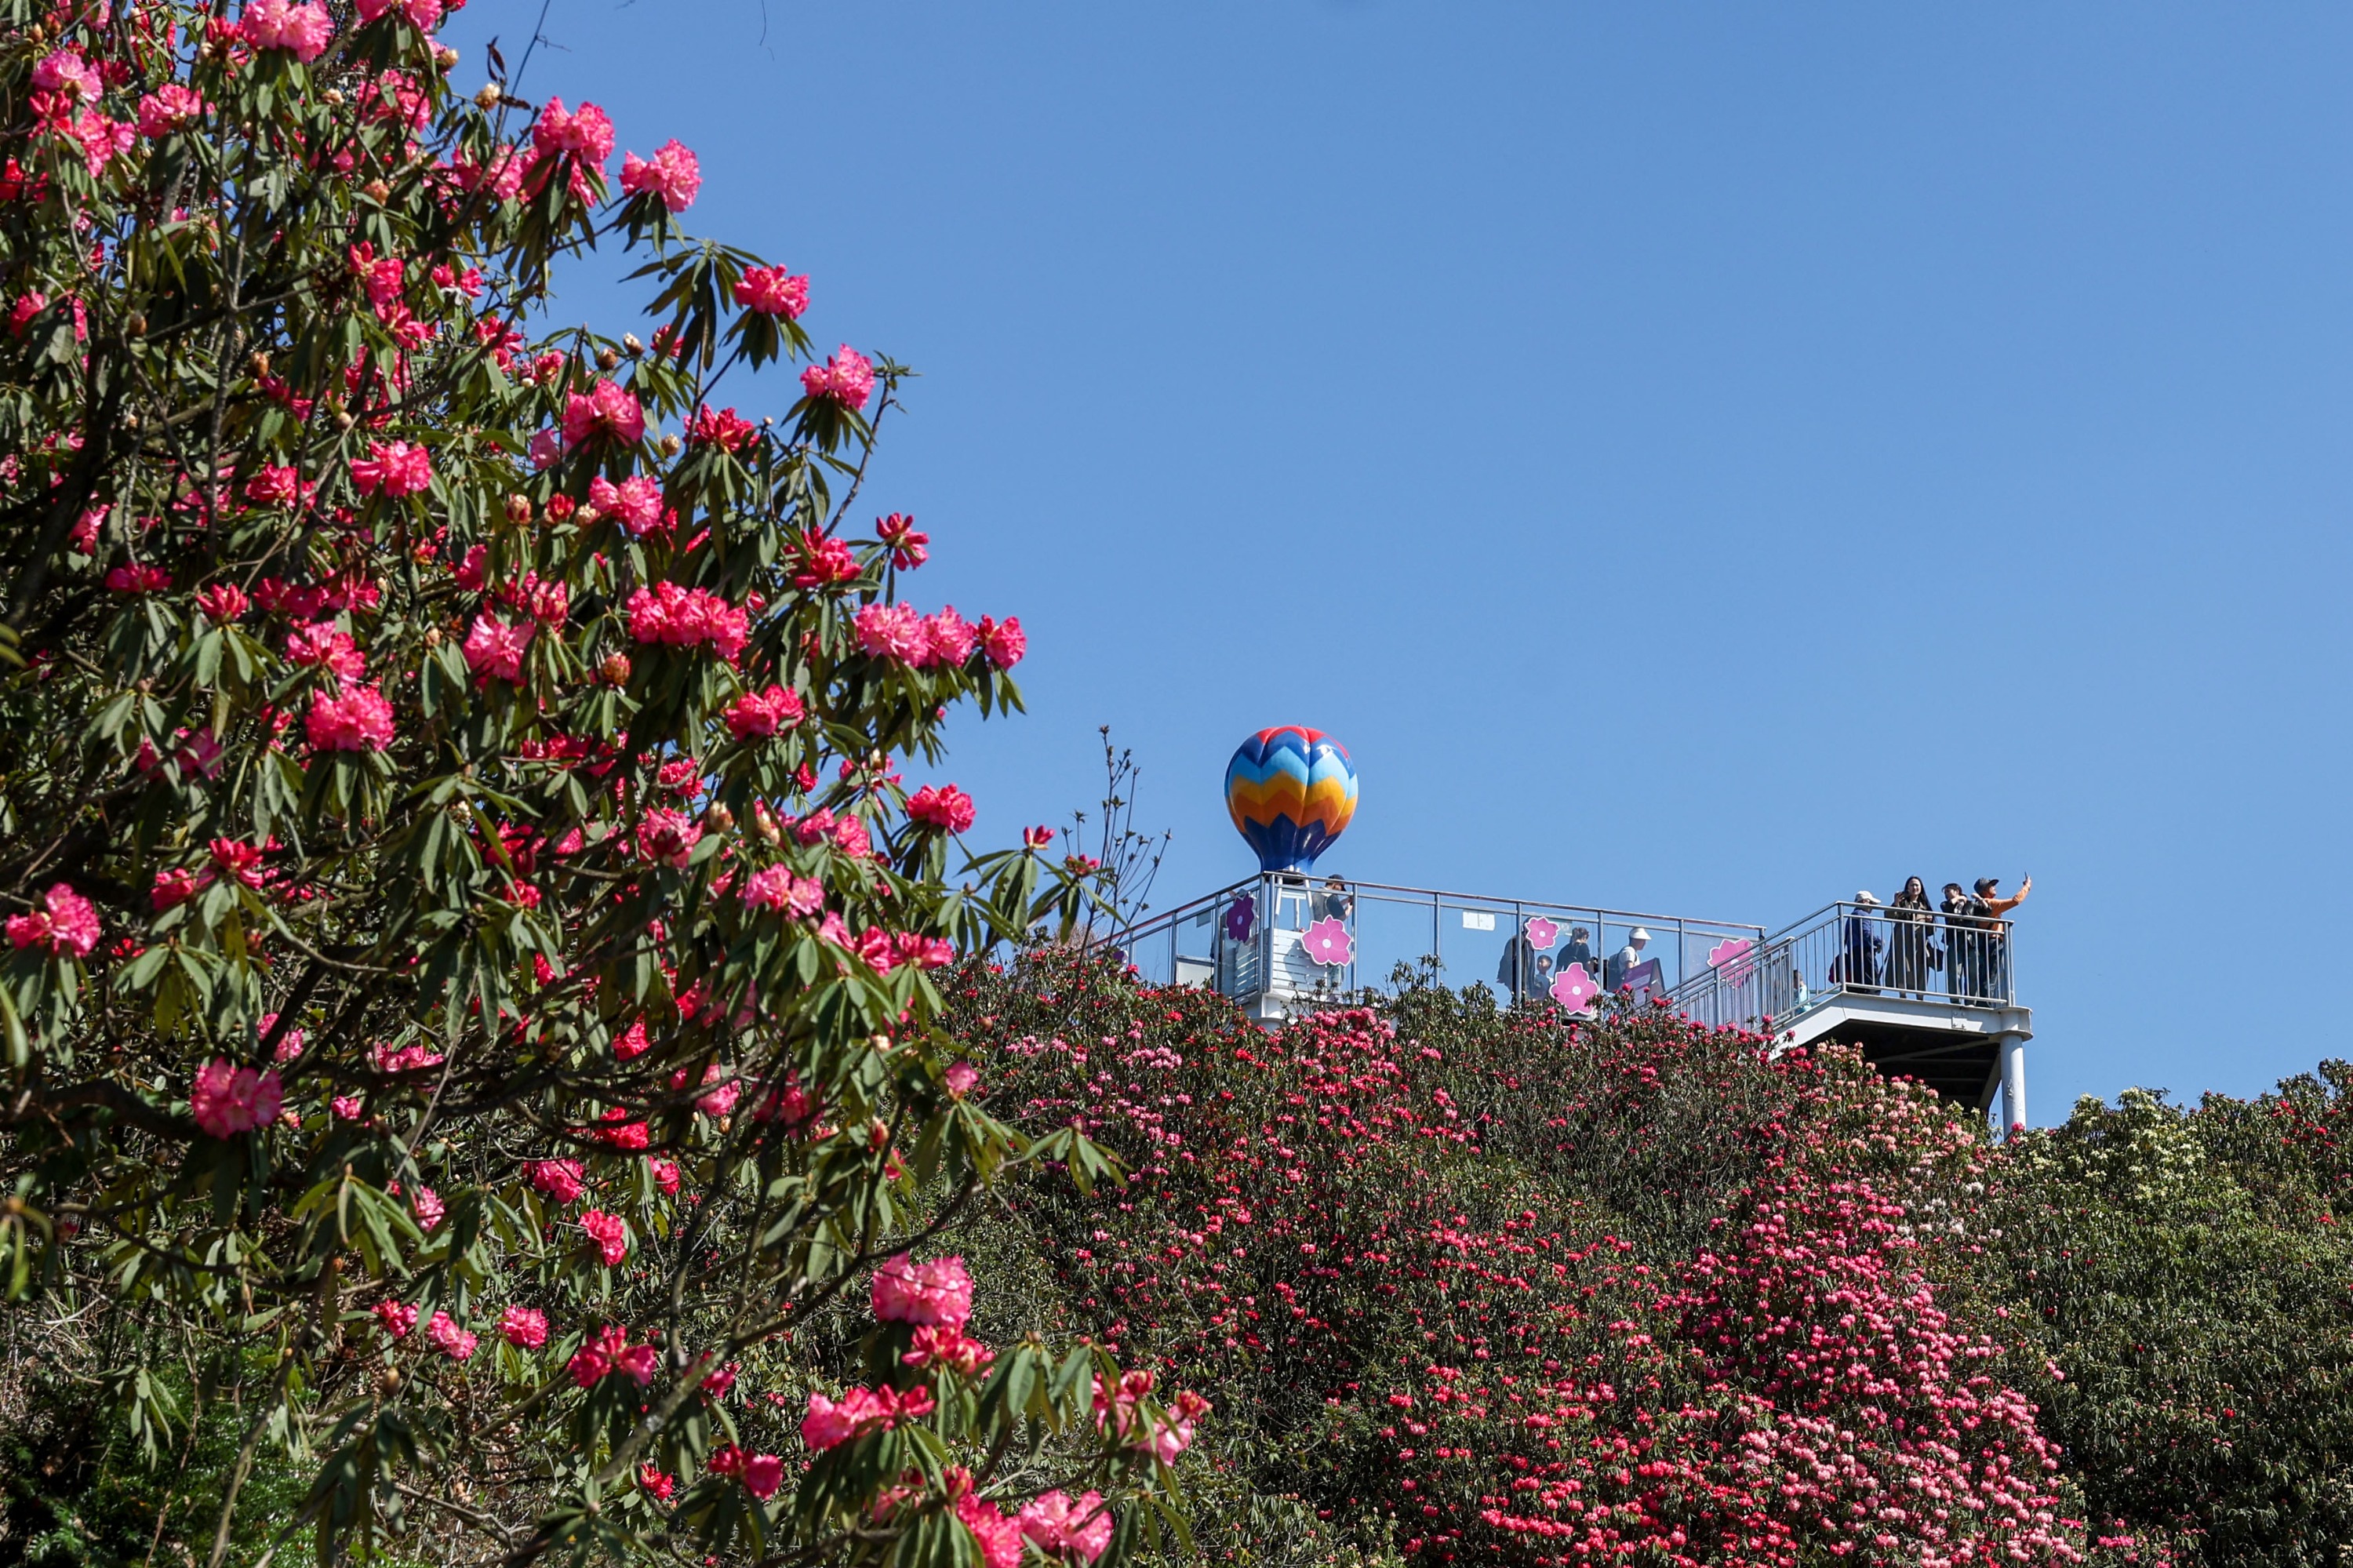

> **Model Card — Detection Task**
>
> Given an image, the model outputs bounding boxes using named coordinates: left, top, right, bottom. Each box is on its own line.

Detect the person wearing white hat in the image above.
left=1837, top=891, right=1883, bottom=992
left=1605, top=926, right=1650, bottom=991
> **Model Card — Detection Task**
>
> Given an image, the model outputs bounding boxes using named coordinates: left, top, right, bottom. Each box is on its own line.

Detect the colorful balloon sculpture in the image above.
left=1224, top=726, right=1359, bottom=873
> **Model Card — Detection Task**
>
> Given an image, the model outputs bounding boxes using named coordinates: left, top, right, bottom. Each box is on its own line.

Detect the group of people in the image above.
left=1837, top=875, right=2030, bottom=1002
left=1497, top=923, right=1656, bottom=1002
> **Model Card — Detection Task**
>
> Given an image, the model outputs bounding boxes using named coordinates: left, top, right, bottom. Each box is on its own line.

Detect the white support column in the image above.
left=1998, top=1033, right=2028, bottom=1135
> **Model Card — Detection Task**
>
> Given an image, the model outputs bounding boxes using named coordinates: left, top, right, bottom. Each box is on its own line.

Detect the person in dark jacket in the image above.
left=1498, top=933, right=1540, bottom=1002
left=1940, top=882, right=1981, bottom=1000
left=1886, top=876, right=1939, bottom=996
left=1834, top=891, right=1883, bottom=993
left=1558, top=926, right=1594, bottom=977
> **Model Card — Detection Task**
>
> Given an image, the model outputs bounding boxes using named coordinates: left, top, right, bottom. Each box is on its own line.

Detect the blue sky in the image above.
left=449, top=2, right=2352, bottom=1119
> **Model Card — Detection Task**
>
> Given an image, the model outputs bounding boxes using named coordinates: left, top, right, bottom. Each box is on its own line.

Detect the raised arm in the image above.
left=1984, top=876, right=2032, bottom=917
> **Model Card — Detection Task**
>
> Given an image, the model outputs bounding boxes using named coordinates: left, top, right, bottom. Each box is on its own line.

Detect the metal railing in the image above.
left=1096, top=873, right=1764, bottom=1015
left=1664, top=900, right=2016, bottom=1034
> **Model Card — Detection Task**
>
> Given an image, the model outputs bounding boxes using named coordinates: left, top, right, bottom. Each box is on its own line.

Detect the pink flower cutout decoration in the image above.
left=1550, top=962, right=1600, bottom=1010
left=1708, top=936, right=1757, bottom=983
left=1525, top=916, right=1558, bottom=951
left=1300, top=917, right=1354, bottom=968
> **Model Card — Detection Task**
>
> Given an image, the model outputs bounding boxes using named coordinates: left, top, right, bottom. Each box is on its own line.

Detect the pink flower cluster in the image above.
left=907, top=784, right=976, bottom=835
left=625, top=582, right=750, bottom=660
left=528, top=1159, right=586, bottom=1203
left=580, top=1208, right=630, bottom=1265
left=191, top=1058, right=284, bottom=1138
left=620, top=140, right=701, bottom=212
left=734, top=265, right=809, bottom=318
left=587, top=473, right=665, bottom=534
left=742, top=864, right=824, bottom=917
left=306, top=684, right=395, bottom=752
left=499, top=1305, right=550, bottom=1348
left=425, top=1310, right=477, bottom=1362
left=568, top=1323, right=657, bottom=1386
left=799, top=1381, right=937, bottom=1452
left=871, top=1253, right=974, bottom=1328
left=725, top=683, right=804, bottom=739
left=851, top=602, right=984, bottom=668
left=1018, top=1491, right=1115, bottom=1563
left=351, top=439, right=431, bottom=498
left=526, top=97, right=616, bottom=202
left=561, top=378, right=645, bottom=447
left=801, top=345, right=875, bottom=409
left=635, top=807, right=702, bottom=868
left=7, top=882, right=99, bottom=958
left=239, top=0, right=335, bottom=60
left=461, top=613, right=534, bottom=683
left=706, top=1444, right=786, bottom=1499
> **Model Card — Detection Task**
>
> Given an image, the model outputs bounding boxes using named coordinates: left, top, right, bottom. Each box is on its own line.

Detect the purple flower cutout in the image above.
left=1550, top=962, right=1600, bottom=1010
left=1300, top=916, right=1354, bottom=967
left=1224, top=895, right=1256, bottom=942
left=1525, top=916, right=1558, bottom=951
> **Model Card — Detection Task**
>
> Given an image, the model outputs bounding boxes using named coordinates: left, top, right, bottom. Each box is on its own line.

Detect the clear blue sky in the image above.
left=448, top=2, right=2353, bottom=1120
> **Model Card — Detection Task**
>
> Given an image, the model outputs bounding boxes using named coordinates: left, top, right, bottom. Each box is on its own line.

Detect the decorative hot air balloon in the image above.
left=1224, top=726, right=1359, bottom=873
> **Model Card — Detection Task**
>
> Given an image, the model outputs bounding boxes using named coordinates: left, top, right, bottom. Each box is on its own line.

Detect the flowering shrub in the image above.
left=0, top=7, right=1180, bottom=1563
left=945, top=954, right=2188, bottom=1567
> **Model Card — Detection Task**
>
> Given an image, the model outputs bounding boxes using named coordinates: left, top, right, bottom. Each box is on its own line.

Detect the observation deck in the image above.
left=1104, top=879, right=2031, bottom=1130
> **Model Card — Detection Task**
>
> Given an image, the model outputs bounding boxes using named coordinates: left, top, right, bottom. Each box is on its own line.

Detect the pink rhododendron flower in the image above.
left=624, top=582, right=749, bottom=660
left=580, top=1209, right=629, bottom=1265
left=195, top=584, right=249, bottom=623
left=526, top=427, right=564, bottom=469
left=694, top=1065, right=740, bottom=1118
left=306, top=684, right=395, bottom=751
left=733, top=265, right=809, bottom=318
left=239, top=0, right=336, bottom=60
left=1018, top=1492, right=1114, bottom=1563
left=355, top=0, right=442, bottom=30
left=635, top=807, right=701, bottom=868
left=585, top=473, right=664, bottom=533
left=7, top=882, right=100, bottom=958
left=350, top=439, right=431, bottom=497
left=871, top=1253, right=973, bottom=1330
left=924, top=606, right=976, bottom=666
left=375, top=1301, right=419, bottom=1338
left=976, top=614, right=1027, bottom=668
left=105, top=563, right=170, bottom=594
left=410, top=1186, right=444, bottom=1231
left=527, top=1159, right=585, bottom=1202
left=944, top=1061, right=980, bottom=1097
left=461, top=613, right=533, bottom=682
left=902, top=1322, right=995, bottom=1376
left=877, top=512, right=928, bottom=569
left=907, top=784, right=976, bottom=835
left=853, top=602, right=928, bottom=664
left=151, top=868, right=198, bottom=912
left=637, top=1465, right=675, bottom=1501
left=790, top=531, right=861, bottom=588
left=531, top=97, right=616, bottom=165
left=136, top=85, right=205, bottom=138
left=32, top=49, right=104, bottom=104
left=724, top=683, right=803, bottom=739
left=561, top=379, right=643, bottom=446
left=742, top=864, right=824, bottom=916
left=426, top=1311, right=477, bottom=1361
left=191, top=1060, right=283, bottom=1138
left=955, top=1493, right=1024, bottom=1568
left=286, top=620, right=365, bottom=681
left=648, top=1157, right=681, bottom=1195
left=688, top=405, right=755, bottom=452
left=620, top=139, right=701, bottom=212
left=498, top=1306, right=549, bottom=1348
left=741, top=1453, right=784, bottom=1499
left=801, top=345, right=875, bottom=409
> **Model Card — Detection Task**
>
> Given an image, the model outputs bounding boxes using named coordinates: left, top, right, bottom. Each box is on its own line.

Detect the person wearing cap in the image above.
left=1605, top=927, right=1649, bottom=991
left=1971, top=875, right=2030, bottom=999
left=1835, top=891, right=1883, bottom=993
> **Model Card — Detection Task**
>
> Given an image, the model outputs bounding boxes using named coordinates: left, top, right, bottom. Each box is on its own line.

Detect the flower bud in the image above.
left=436, top=45, right=460, bottom=68
left=126, top=313, right=146, bottom=337
left=658, top=433, right=682, bottom=458
left=362, top=180, right=391, bottom=203
left=704, top=802, right=735, bottom=833
left=250, top=351, right=271, bottom=379
left=323, top=88, right=345, bottom=107
left=504, top=493, right=533, bottom=525
left=601, top=653, right=632, bottom=685
left=622, top=333, right=644, bottom=357
left=476, top=83, right=502, bottom=109
left=596, top=347, right=620, bottom=371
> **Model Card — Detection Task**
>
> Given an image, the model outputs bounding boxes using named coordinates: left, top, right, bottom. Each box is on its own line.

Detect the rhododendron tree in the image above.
left=0, top=7, right=1183, bottom=1564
